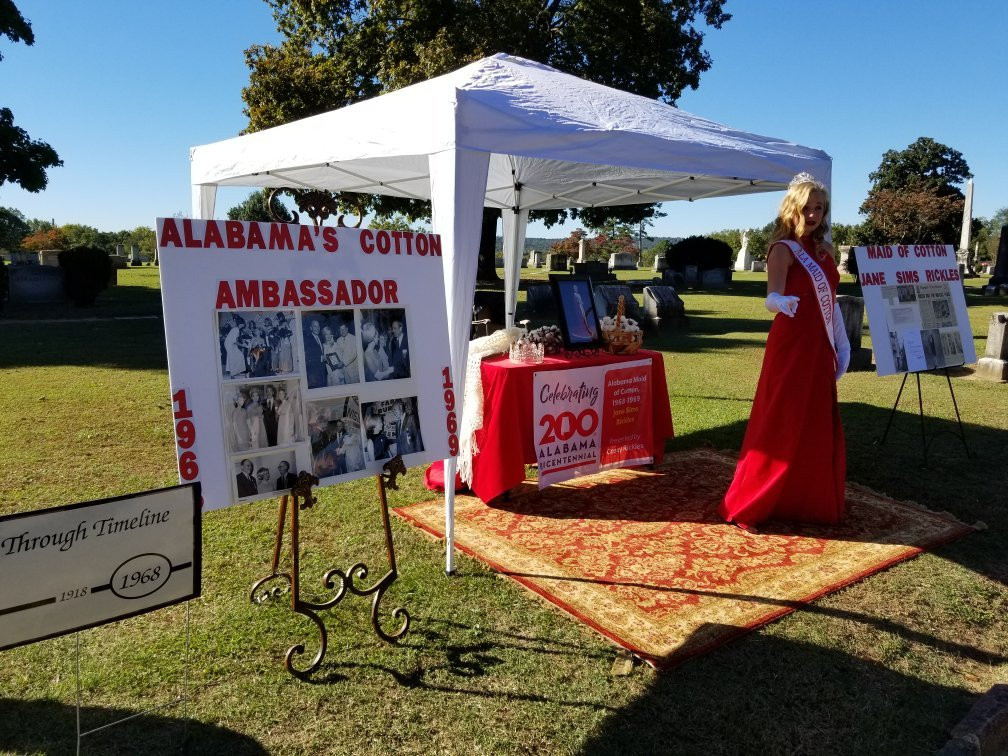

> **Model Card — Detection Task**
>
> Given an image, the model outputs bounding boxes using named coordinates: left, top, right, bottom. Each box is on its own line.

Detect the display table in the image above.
left=470, top=349, right=674, bottom=503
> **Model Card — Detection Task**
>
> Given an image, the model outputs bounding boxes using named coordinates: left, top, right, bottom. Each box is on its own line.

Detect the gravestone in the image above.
left=129, top=244, right=144, bottom=266
left=662, top=268, right=686, bottom=289
left=525, top=282, right=556, bottom=317
left=734, top=230, right=752, bottom=272
left=8, top=264, right=65, bottom=306
left=652, top=255, right=668, bottom=272
left=572, top=260, right=611, bottom=281
left=683, top=264, right=699, bottom=287
left=593, top=284, right=646, bottom=327
left=985, top=224, right=1008, bottom=293
left=577, top=238, right=587, bottom=263
left=974, top=312, right=1008, bottom=382
left=839, top=246, right=854, bottom=274
left=836, top=295, right=872, bottom=371
left=530, top=250, right=545, bottom=268
left=642, top=285, right=688, bottom=330
left=700, top=268, right=730, bottom=289
left=750, top=260, right=766, bottom=272
left=37, top=249, right=61, bottom=267
left=547, top=253, right=568, bottom=272
left=608, top=251, right=637, bottom=271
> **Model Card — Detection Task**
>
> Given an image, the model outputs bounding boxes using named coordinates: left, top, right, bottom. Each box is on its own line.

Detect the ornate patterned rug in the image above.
left=395, top=448, right=974, bottom=667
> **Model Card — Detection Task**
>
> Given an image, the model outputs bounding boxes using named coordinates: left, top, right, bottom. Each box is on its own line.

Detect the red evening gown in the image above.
left=719, top=246, right=846, bottom=528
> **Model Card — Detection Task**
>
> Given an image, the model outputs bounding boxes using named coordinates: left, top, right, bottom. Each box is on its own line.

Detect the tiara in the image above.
left=789, top=172, right=825, bottom=190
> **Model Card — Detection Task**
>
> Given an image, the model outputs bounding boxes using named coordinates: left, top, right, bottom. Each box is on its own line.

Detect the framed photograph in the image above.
left=551, top=277, right=602, bottom=350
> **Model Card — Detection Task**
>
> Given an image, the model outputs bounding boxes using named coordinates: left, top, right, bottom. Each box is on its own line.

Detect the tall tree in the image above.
left=0, top=205, right=28, bottom=251
left=860, top=137, right=970, bottom=245
left=243, top=0, right=730, bottom=280
left=0, top=1, right=62, bottom=192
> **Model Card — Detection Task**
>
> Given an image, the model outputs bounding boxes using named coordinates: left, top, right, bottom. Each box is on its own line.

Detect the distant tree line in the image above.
left=0, top=207, right=156, bottom=261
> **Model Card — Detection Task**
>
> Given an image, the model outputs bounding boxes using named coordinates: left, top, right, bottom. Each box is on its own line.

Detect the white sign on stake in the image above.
left=852, top=244, right=976, bottom=376
left=0, top=484, right=201, bottom=651
left=157, top=219, right=457, bottom=509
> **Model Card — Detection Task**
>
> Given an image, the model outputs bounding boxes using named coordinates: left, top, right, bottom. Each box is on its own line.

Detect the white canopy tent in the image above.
left=190, top=53, right=831, bottom=571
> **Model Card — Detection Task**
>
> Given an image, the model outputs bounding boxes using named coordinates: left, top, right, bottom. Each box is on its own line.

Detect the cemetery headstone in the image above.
left=37, top=249, right=61, bottom=267
left=975, top=312, right=1008, bottom=382
left=652, top=255, right=668, bottom=272
left=547, top=253, right=568, bottom=272
left=530, top=250, right=545, bottom=268
left=129, top=244, right=144, bottom=266
left=700, top=268, right=730, bottom=289
left=608, top=251, right=637, bottom=271
left=684, top=264, right=699, bottom=287
left=525, top=282, right=556, bottom=317
left=593, top=284, right=646, bottom=326
left=750, top=260, right=766, bottom=273
left=986, top=224, right=1008, bottom=293
left=643, top=285, right=688, bottom=330
left=837, top=295, right=872, bottom=371
left=734, top=229, right=752, bottom=272
left=8, top=264, right=65, bottom=306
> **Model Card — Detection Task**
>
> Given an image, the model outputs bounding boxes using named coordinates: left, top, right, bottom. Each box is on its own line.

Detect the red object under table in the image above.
left=469, top=349, right=675, bottom=503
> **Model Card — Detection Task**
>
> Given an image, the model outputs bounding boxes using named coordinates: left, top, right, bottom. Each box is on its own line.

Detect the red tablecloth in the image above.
left=469, top=349, right=674, bottom=503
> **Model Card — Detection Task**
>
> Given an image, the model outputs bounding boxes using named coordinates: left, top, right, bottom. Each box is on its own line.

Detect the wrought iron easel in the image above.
left=873, top=367, right=972, bottom=467
left=249, top=458, right=411, bottom=679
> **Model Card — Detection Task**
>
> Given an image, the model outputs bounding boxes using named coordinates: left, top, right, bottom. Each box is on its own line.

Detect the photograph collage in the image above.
left=215, top=306, right=425, bottom=502
left=881, top=281, right=966, bottom=373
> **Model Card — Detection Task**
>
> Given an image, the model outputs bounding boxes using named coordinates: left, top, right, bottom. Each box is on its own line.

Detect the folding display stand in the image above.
left=873, top=366, right=971, bottom=467
left=249, top=458, right=411, bottom=679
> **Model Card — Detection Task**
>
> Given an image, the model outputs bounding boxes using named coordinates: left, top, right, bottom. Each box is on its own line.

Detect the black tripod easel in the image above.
left=873, top=366, right=972, bottom=467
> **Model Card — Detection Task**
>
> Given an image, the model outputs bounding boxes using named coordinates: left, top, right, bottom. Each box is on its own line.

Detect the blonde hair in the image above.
left=770, top=181, right=830, bottom=249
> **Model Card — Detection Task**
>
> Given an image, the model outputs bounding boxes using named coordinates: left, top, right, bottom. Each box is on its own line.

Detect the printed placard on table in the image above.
left=0, top=484, right=201, bottom=651
left=157, top=219, right=457, bottom=509
left=533, top=358, right=653, bottom=488
left=853, top=244, right=976, bottom=376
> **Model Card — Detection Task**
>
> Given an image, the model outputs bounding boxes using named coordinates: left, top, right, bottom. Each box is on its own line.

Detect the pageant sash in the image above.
left=780, top=240, right=835, bottom=355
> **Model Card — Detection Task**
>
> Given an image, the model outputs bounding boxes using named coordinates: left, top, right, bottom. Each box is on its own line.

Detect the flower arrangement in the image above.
left=600, top=296, right=642, bottom=354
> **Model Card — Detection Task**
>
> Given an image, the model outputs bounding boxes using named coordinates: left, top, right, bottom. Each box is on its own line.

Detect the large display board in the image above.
left=852, top=244, right=976, bottom=376
left=158, top=219, right=457, bottom=509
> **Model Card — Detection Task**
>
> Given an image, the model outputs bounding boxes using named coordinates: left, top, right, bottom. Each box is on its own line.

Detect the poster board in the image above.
left=853, top=244, right=976, bottom=376
left=157, top=219, right=456, bottom=509
left=533, top=358, right=653, bottom=487
left=0, top=484, right=200, bottom=651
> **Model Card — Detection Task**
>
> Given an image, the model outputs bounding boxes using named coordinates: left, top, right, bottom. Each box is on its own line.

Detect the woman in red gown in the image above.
left=719, top=174, right=851, bottom=531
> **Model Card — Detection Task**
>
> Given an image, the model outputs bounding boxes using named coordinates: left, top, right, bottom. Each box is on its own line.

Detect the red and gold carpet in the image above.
left=395, top=449, right=975, bottom=667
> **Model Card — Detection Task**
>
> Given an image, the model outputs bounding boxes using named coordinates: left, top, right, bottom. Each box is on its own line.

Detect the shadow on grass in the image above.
left=0, top=698, right=268, bottom=755
left=1, top=283, right=164, bottom=321
left=577, top=628, right=975, bottom=754
left=0, top=317, right=168, bottom=371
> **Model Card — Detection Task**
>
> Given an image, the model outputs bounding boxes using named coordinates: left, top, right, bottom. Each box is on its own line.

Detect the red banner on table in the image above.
left=533, top=358, right=652, bottom=488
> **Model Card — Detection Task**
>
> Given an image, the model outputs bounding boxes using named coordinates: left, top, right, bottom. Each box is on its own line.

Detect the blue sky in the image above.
left=2, top=1, right=1006, bottom=240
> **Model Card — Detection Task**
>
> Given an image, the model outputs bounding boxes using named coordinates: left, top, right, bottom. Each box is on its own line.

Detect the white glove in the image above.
left=765, top=291, right=799, bottom=318
left=833, top=302, right=850, bottom=380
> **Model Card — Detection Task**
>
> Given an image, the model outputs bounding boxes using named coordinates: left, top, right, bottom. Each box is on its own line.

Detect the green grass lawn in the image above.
left=1, top=266, right=1006, bottom=755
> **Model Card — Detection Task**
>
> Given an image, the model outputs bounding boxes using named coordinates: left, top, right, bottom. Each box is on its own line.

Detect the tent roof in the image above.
left=190, top=53, right=830, bottom=211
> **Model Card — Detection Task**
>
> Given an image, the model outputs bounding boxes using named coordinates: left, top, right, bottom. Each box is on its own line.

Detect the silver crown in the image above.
left=789, top=172, right=825, bottom=190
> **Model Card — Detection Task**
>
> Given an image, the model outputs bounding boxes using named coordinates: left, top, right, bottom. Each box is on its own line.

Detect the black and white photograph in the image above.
left=222, top=379, right=304, bottom=453
left=306, top=395, right=366, bottom=479
left=888, top=330, right=908, bottom=373
left=359, top=308, right=410, bottom=382
left=233, top=450, right=298, bottom=501
left=361, top=396, right=423, bottom=463
left=301, top=310, right=360, bottom=389
left=921, top=328, right=945, bottom=370
left=218, top=310, right=298, bottom=380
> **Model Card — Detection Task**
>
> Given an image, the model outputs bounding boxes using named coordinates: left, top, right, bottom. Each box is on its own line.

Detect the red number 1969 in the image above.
left=442, top=367, right=459, bottom=456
